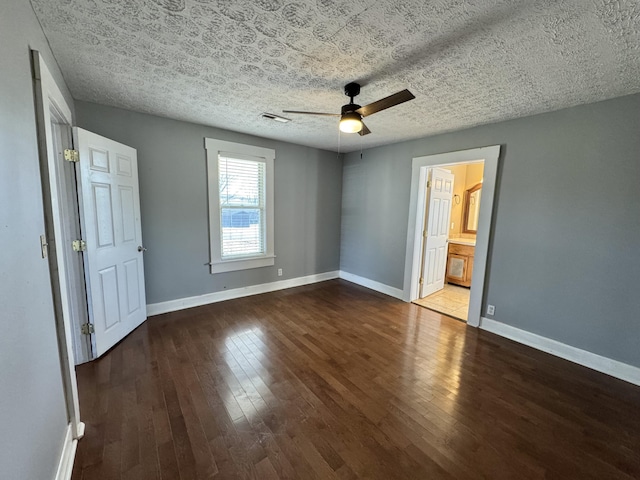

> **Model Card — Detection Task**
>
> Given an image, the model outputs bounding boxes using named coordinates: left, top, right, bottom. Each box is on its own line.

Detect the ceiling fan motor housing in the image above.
left=341, top=103, right=361, bottom=115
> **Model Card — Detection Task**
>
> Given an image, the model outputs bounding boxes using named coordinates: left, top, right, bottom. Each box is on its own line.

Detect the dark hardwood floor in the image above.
left=71, top=280, right=640, bottom=479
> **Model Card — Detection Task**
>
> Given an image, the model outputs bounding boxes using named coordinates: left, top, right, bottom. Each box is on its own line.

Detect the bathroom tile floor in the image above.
left=413, top=284, right=470, bottom=321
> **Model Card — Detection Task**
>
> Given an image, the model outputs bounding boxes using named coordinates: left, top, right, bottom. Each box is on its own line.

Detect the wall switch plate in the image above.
left=277, top=268, right=282, bottom=276
left=487, top=305, right=495, bottom=315
left=451, top=222, right=454, bottom=230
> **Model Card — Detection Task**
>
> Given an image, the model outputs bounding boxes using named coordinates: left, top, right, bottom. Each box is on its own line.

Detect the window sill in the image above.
left=210, top=255, right=276, bottom=274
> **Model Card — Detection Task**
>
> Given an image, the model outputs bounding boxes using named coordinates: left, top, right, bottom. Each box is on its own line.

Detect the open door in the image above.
left=419, top=168, right=454, bottom=298
left=75, top=128, right=147, bottom=357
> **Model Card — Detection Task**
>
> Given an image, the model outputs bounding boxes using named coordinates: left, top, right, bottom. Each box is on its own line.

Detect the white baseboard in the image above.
left=147, top=271, right=340, bottom=316
left=55, top=424, right=78, bottom=480
left=338, top=270, right=404, bottom=300
left=480, top=317, right=640, bottom=386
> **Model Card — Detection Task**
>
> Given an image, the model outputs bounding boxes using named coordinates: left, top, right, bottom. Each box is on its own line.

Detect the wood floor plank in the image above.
left=72, top=280, right=640, bottom=479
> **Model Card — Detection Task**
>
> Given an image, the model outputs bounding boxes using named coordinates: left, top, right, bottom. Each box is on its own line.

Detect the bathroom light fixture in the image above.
left=339, top=111, right=363, bottom=133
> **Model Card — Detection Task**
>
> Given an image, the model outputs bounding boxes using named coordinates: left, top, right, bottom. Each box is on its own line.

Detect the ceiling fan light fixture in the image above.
left=339, top=111, right=363, bottom=133
left=283, top=82, right=414, bottom=138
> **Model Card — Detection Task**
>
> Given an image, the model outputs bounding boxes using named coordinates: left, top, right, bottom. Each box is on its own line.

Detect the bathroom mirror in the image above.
left=463, top=183, right=482, bottom=233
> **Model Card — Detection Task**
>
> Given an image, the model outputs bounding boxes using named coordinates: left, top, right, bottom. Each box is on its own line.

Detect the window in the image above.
left=205, top=138, right=275, bottom=273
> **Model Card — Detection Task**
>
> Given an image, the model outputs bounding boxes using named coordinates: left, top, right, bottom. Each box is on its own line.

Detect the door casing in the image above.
left=403, top=146, right=501, bottom=327
left=32, top=50, right=85, bottom=442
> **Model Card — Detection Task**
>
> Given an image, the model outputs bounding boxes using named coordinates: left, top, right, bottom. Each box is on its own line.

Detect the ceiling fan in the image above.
left=283, top=82, right=415, bottom=136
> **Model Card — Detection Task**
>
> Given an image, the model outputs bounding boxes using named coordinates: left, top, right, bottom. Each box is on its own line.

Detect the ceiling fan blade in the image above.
left=356, top=89, right=415, bottom=117
left=282, top=110, right=340, bottom=117
left=358, top=122, right=371, bottom=136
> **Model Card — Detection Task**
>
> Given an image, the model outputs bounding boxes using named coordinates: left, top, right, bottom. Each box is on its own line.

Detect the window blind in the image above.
left=218, top=155, right=266, bottom=259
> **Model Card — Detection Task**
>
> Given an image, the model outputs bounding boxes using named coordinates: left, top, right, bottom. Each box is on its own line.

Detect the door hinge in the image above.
left=72, top=239, right=87, bottom=252
left=427, top=180, right=432, bottom=188
left=80, top=323, right=95, bottom=335
left=423, top=230, right=427, bottom=238
left=64, top=149, right=79, bottom=163
left=419, top=277, right=424, bottom=285
left=40, top=234, right=48, bottom=258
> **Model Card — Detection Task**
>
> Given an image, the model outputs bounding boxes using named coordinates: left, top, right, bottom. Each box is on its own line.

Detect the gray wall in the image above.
left=341, top=94, right=640, bottom=368
left=0, top=1, right=73, bottom=479
left=75, top=102, right=343, bottom=305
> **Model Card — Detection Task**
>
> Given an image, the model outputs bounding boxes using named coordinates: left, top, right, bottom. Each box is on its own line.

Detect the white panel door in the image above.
left=75, top=128, right=147, bottom=357
left=420, top=168, right=454, bottom=298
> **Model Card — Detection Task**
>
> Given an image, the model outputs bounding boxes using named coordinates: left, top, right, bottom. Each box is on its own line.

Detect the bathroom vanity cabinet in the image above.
left=446, top=242, right=475, bottom=287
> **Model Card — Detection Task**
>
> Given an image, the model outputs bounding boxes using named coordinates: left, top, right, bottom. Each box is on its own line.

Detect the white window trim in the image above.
left=205, top=138, right=275, bottom=274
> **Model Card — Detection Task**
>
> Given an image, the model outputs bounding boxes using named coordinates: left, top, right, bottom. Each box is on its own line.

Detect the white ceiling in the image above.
left=31, top=0, right=640, bottom=153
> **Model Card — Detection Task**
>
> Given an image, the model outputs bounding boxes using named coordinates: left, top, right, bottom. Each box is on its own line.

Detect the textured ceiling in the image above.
left=31, top=0, right=640, bottom=152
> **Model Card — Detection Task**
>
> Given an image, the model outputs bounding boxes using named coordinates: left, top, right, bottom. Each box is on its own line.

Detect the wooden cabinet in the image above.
left=446, top=243, right=475, bottom=287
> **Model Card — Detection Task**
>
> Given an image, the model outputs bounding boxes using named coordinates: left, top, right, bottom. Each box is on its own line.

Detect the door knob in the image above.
left=137, top=245, right=147, bottom=252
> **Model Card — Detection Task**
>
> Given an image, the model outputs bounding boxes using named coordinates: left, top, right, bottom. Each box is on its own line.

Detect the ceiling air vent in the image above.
left=261, top=113, right=291, bottom=123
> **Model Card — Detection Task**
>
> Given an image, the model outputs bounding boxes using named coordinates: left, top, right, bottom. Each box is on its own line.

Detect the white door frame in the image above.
left=32, top=50, right=85, bottom=441
left=403, top=146, right=501, bottom=327
left=46, top=120, right=93, bottom=365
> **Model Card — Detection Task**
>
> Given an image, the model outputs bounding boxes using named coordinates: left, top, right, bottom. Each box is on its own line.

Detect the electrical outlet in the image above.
left=487, top=304, right=495, bottom=316
left=277, top=268, right=283, bottom=276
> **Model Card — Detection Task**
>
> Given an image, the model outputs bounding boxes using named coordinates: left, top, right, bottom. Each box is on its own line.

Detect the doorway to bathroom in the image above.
left=413, top=161, right=484, bottom=321
left=402, top=145, right=500, bottom=328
